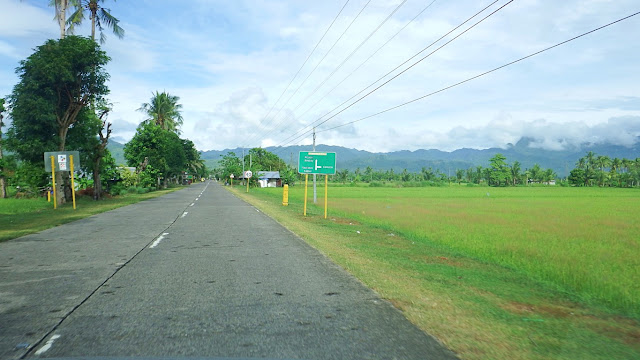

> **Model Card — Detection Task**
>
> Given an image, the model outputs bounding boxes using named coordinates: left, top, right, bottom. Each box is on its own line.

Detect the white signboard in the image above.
left=244, top=171, right=253, bottom=179
left=44, top=151, right=80, bottom=172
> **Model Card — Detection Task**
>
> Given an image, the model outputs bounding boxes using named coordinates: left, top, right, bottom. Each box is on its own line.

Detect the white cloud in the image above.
left=1, top=0, right=639, bottom=154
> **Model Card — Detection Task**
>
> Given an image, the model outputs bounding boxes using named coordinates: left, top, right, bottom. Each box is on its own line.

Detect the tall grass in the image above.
left=264, top=185, right=640, bottom=317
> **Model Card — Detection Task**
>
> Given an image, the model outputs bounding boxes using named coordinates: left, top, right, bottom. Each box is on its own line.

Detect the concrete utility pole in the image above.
left=313, top=127, right=317, bottom=203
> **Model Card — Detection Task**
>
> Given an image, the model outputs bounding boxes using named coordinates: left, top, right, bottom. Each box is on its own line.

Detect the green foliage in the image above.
left=489, top=153, right=509, bottom=186
left=218, top=152, right=242, bottom=180
left=6, top=36, right=110, bottom=162
left=570, top=151, right=640, bottom=187
left=67, top=0, right=125, bottom=44
left=13, top=162, right=48, bottom=194
left=117, top=167, right=137, bottom=188
left=138, top=165, right=159, bottom=188
left=138, top=91, right=183, bottom=133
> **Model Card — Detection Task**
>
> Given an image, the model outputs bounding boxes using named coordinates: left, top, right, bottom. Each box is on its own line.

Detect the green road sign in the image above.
left=298, top=152, right=336, bottom=175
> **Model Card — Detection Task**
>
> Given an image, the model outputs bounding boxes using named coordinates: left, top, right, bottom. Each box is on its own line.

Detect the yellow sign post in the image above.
left=282, top=184, right=289, bottom=206
left=324, top=175, right=328, bottom=219
left=50, top=156, right=57, bottom=209
left=303, top=174, right=308, bottom=216
left=70, top=155, right=77, bottom=210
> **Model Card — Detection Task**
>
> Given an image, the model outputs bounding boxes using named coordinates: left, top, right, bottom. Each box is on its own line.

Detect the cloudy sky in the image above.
left=1, top=0, right=639, bottom=153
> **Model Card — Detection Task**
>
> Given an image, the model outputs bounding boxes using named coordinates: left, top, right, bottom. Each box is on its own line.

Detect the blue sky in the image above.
left=1, top=0, right=639, bottom=152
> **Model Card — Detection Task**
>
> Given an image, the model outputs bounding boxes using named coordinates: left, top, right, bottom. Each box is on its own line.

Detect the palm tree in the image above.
left=596, top=155, right=611, bottom=186
left=67, top=0, right=124, bottom=44
left=510, top=161, right=521, bottom=186
left=48, top=0, right=78, bottom=39
left=138, top=91, right=184, bottom=133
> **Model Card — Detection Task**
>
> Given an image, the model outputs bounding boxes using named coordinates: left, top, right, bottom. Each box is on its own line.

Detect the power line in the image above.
left=260, top=0, right=373, bottom=141
left=275, top=0, right=506, bottom=148
left=292, top=0, right=409, bottom=116
left=271, top=0, right=440, bottom=148
left=316, top=11, right=640, bottom=134
left=241, top=0, right=350, bottom=148
left=260, top=0, right=414, bottom=148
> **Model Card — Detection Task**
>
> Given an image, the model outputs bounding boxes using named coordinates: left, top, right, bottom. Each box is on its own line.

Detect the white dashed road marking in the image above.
left=149, top=233, right=169, bottom=249
left=34, top=334, right=61, bottom=355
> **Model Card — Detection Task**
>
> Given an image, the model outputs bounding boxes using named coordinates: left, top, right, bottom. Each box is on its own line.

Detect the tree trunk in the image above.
left=93, top=159, right=102, bottom=200
left=91, top=10, right=96, bottom=41
left=57, top=0, right=68, bottom=39
left=0, top=124, right=6, bottom=199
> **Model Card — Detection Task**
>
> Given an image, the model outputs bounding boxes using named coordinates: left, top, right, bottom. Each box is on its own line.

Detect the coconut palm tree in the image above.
left=510, top=161, right=521, bottom=186
left=67, top=0, right=124, bottom=43
left=138, top=91, right=184, bottom=133
left=49, top=0, right=77, bottom=38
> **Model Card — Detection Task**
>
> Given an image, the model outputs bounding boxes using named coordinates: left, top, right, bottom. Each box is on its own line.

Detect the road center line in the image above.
left=181, top=212, right=188, bottom=218
left=149, top=233, right=170, bottom=249
left=190, top=203, right=195, bottom=207
left=34, top=334, right=61, bottom=355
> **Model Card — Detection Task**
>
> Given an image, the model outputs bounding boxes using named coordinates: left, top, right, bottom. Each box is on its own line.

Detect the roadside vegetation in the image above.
left=230, top=184, right=640, bottom=360
left=0, top=1, right=207, bottom=205
left=0, top=186, right=182, bottom=243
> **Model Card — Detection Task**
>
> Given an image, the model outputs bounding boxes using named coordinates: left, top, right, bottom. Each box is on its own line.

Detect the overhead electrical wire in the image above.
left=240, top=0, right=350, bottom=148
left=273, top=0, right=506, bottom=148
left=262, top=0, right=374, bottom=136
left=313, top=11, right=640, bottom=135
left=259, top=0, right=413, bottom=146
left=270, top=0, right=440, bottom=148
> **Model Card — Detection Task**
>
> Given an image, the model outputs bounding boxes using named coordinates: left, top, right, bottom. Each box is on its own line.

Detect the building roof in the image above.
left=258, top=171, right=280, bottom=179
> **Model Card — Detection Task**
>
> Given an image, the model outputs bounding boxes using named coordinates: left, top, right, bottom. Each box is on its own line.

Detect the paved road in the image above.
left=0, top=182, right=457, bottom=360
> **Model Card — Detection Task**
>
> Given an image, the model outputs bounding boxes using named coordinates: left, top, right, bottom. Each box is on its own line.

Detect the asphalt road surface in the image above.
left=0, top=181, right=457, bottom=360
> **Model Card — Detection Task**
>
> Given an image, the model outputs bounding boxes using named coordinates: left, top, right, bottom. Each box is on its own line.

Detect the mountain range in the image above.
left=108, top=137, right=640, bottom=178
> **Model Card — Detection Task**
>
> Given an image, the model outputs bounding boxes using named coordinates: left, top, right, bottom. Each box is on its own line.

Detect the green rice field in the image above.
left=235, top=184, right=639, bottom=359
left=319, top=186, right=640, bottom=317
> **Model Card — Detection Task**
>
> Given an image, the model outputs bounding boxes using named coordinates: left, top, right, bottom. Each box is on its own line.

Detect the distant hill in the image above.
left=107, top=140, right=126, bottom=165
left=201, top=137, right=640, bottom=177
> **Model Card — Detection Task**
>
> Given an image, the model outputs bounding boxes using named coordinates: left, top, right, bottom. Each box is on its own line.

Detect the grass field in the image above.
left=0, top=188, right=182, bottom=242
left=231, top=184, right=640, bottom=360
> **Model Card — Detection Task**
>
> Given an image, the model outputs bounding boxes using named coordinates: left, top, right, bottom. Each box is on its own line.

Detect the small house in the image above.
left=258, top=171, right=281, bottom=188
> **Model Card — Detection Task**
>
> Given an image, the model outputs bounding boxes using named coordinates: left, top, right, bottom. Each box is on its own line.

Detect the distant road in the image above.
left=0, top=181, right=457, bottom=359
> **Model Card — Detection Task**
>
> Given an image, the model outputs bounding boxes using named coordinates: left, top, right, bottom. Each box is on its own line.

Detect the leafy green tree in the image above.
left=218, top=152, right=242, bottom=181
left=364, top=166, right=373, bottom=182
left=475, top=166, right=483, bottom=184
left=124, top=122, right=187, bottom=188
left=489, top=153, right=509, bottom=186
left=7, top=36, right=109, bottom=203
left=338, top=169, right=349, bottom=184
left=68, top=0, right=124, bottom=44
left=455, top=169, right=464, bottom=184
left=568, top=168, right=585, bottom=186
left=138, top=91, right=184, bottom=133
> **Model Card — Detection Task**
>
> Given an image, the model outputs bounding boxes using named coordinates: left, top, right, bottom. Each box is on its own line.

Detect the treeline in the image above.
left=121, top=91, right=207, bottom=193
left=332, top=154, right=556, bottom=187
left=568, top=151, right=640, bottom=187
left=212, top=148, right=297, bottom=185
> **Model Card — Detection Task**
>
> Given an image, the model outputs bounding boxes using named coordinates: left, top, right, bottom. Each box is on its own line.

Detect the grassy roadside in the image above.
left=0, top=187, right=183, bottom=242
left=229, top=186, right=639, bottom=360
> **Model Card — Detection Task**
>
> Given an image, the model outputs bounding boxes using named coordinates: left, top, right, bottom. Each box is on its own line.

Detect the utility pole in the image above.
left=313, top=127, right=317, bottom=203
